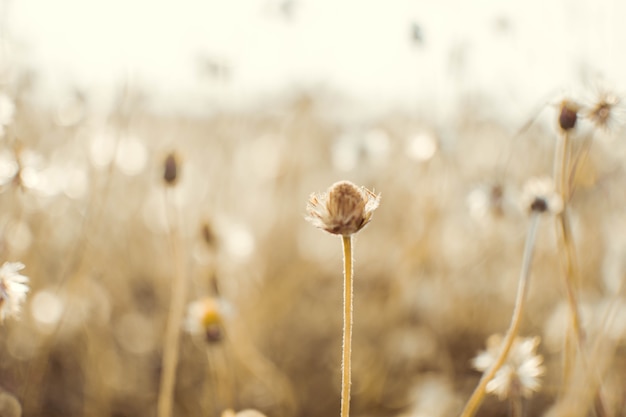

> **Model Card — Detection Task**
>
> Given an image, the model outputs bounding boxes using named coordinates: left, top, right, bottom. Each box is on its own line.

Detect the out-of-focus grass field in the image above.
left=1, top=3, right=626, bottom=417
left=2, top=82, right=626, bottom=417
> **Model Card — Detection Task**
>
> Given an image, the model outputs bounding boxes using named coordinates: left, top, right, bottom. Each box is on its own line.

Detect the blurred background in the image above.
left=1, top=1, right=626, bottom=416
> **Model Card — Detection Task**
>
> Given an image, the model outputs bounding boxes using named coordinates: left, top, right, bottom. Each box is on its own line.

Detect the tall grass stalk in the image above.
left=553, top=128, right=584, bottom=386
left=157, top=188, right=188, bottom=417
left=460, top=214, right=540, bottom=417
left=554, top=118, right=608, bottom=417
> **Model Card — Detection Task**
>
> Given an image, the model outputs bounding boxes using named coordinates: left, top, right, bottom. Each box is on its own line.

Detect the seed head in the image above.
left=586, top=91, right=622, bottom=131
left=558, top=100, right=579, bottom=131
left=163, top=152, right=180, bottom=186
left=201, top=222, right=218, bottom=250
left=521, top=178, right=563, bottom=215
left=0, top=262, right=29, bottom=322
left=472, top=334, right=545, bottom=400
left=306, top=180, right=380, bottom=236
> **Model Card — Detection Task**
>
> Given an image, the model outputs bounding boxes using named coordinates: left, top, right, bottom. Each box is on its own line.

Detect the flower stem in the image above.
left=157, top=189, right=188, bottom=417
left=553, top=130, right=584, bottom=386
left=460, top=214, right=540, bottom=417
left=508, top=382, right=523, bottom=417
left=554, top=131, right=609, bottom=417
left=341, top=235, right=353, bottom=417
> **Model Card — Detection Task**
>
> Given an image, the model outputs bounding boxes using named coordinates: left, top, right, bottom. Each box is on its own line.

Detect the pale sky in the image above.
left=6, top=0, right=626, bottom=118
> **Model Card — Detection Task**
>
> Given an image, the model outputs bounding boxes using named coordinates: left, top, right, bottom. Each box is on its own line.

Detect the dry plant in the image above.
left=1, top=39, right=626, bottom=417
left=306, top=180, right=381, bottom=417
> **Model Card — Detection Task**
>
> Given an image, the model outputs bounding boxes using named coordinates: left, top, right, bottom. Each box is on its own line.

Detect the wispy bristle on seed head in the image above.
left=306, top=180, right=380, bottom=236
left=163, top=152, right=180, bottom=186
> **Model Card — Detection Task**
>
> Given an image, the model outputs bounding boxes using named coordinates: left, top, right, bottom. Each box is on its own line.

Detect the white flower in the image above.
left=583, top=87, right=625, bottom=133
left=184, top=297, right=229, bottom=343
left=521, top=177, right=563, bottom=215
left=0, top=261, right=29, bottom=321
left=472, top=334, right=545, bottom=399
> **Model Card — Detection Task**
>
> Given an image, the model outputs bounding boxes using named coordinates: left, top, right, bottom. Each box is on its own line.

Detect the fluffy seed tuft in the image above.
left=472, top=334, right=545, bottom=400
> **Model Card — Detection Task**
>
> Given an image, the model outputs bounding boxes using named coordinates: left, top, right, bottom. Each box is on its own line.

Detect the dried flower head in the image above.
left=521, top=177, right=563, bottom=215
left=162, top=152, right=180, bottom=186
left=306, top=180, right=380, bottom=236
left=558, top=100, right=580, bottom=131
left=0, top=262, right=29, bottom=321
left=185, top=297, right=226, bottom=343
left=467, top=182, right=508, bottom=220
left=585, top=90, right=623, bottom=131
left=201, top=221, right=218, bottom=250
left=472, top=334, right=545, bottom=400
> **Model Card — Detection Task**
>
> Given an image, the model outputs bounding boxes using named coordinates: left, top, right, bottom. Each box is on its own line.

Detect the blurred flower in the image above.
left=472, top=334, right=545, bottom=399
left=467, top=182, right=508, bottom=220
left=306, top=180, right=380, bottom=236
left=221, top=409, right=267, bottom=417
left=403, top=375, right=461, bottom=417
left=406, top=132, right=438, bottom=162
left=521, top=177, right=563, bottom=215
left=584, top=89, right=624, bottom=132
left=0, top=262, right=29, bottom=321
left=185, top=297, right=227, bottom=343
left=162, top=151, right=180, bottom=186
left=558, top=99, right=580, bottom=131
left=114, top=135, right=147, bottom=176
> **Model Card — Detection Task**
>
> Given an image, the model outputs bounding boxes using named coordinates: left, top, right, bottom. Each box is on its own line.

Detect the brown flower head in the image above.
left=162, top=151, right=180, bottom=186
left=558, top=100, right=580, bottom=131
left=306, top=180, right=380, bottom=236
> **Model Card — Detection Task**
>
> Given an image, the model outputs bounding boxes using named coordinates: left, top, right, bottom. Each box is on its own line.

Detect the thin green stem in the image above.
left=460, top=214, right=540, bottom=417
left=341, top=235, right=353, bottom=417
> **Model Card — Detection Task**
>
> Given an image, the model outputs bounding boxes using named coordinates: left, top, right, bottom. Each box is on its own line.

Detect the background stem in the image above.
left=157, top=189, right=188, bottom=417
left=460, top=214, right=540, bottom=417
